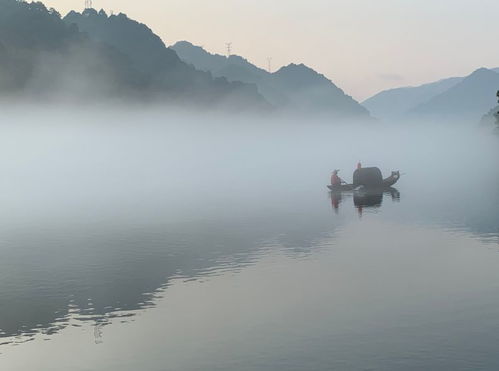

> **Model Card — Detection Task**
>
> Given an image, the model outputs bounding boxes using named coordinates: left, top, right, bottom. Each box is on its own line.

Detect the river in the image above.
left=0, top=109, right=498, bottom=370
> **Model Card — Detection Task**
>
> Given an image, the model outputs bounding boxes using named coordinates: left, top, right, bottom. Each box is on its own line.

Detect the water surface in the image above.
left=0, top=110, right=498, bottom=370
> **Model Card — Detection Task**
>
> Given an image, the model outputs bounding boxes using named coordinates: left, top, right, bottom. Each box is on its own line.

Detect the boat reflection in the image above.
left=330, top=187, right=400, bottom=216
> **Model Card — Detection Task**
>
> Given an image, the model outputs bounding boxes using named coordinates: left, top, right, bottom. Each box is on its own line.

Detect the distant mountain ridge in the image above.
left=364, top=67, right=499, bottom=121
left=410, top=68, right=499, bottom=120
left=172, top=41, right=370, bottom=119
left=362, top=76, right=464, bottom=120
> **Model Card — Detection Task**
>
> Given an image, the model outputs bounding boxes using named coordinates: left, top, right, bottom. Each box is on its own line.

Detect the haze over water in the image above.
left=0, top=108, right=498, bottom=370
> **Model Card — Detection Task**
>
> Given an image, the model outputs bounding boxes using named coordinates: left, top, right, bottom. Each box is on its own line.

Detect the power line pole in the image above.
left=84, top=0, right=92, bottom=9
left=267, top=57, right=272, bottom=73
left=225, top=42, right=232, bottom=57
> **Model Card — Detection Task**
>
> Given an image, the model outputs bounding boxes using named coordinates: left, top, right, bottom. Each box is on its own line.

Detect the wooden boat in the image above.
left=327, top=169, right=400, bottom=191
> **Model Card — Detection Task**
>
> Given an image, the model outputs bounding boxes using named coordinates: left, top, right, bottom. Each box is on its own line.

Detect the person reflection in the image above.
left=330, top=191, right=342, bottom=214
left=357, top=205, right=363, bottom=218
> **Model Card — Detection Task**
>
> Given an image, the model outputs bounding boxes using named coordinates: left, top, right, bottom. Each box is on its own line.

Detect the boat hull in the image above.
left=327, top=172, right=400, bottom=192
left=327, top=184, right=356, bottom=192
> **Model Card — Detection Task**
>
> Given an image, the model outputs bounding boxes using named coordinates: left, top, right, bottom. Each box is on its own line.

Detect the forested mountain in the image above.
left=65, top=9, right=180, bottom=75
left=172, top=41, right=370, bottom=119
left=0, top=1, right=267, bottom=110
left=0, top=0, right=134, bottom=98
left=362, top=76, right=463, bottom=120
left=410, top=68, right=499, bottom=120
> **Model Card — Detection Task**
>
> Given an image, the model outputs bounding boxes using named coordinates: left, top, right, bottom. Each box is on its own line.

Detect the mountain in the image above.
left=362, top=76, right=463, bottom=120
left=65, top=9, right=180, bottom=75
left=61, top=9, right=268, bottom=110
left=410, top=68, right=499, bottom=120
left=172, top=41, right=300, bottom=108
left=271, top=63, right=369, bottom=116
left=364, top=67, right=499, bottom=122
left=172, top=41, right=370, bottom=119
left=0, top=1, right=267, bottom=110
left=0, top=0, right=142, bottom=99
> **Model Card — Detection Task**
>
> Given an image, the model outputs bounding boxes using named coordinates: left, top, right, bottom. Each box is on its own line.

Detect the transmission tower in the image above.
left=84, top=0, right=92, bottom=9
left=225, top=42, right=232, bottom=57
left=267, top=57, right=272, bottom=73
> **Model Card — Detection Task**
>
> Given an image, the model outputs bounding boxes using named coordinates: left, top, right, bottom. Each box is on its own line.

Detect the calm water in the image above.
left=0, top=110, right=498, bottom=370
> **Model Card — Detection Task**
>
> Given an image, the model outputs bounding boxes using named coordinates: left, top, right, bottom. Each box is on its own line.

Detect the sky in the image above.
left=45, top=0, right=499, bottom=101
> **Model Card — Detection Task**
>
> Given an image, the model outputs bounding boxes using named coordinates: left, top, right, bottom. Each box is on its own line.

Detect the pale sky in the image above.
left=45, top=0, right=499, bottom=101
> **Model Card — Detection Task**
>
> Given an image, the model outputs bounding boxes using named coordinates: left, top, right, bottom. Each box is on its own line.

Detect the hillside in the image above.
left=65, top=9, right=180, bottom=75
left=362, top=76, right=463, bottom=120
left=62, top=9, right=269, bottom=109
left=0, top=0, right=141, bottom=99
left=271, top=63, right=368, bottom=116
left=410, top=68, right=499, bottom=120
left=172, top=41, right=370, bottom=119
left=0, top=1, right=267, bottom=110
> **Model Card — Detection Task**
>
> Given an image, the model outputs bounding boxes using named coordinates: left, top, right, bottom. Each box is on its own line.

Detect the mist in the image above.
left=0, top=104, right=496, bottom=229
left=0, top=104, right=498, bottom=369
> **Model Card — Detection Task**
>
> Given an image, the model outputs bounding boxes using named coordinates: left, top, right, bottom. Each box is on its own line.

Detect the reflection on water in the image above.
left=3, top=221, right=499, bottom=371
left=330, top=187, right=400, bottom=216
left=0, top=209, right=341, bottom=346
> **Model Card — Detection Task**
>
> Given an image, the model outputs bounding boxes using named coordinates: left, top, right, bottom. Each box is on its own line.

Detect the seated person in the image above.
left=331, top=170, right=344, bottom=186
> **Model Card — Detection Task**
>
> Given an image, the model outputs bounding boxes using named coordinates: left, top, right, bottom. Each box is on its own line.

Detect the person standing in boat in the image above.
left=331, top=170, right=344, bottom=186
